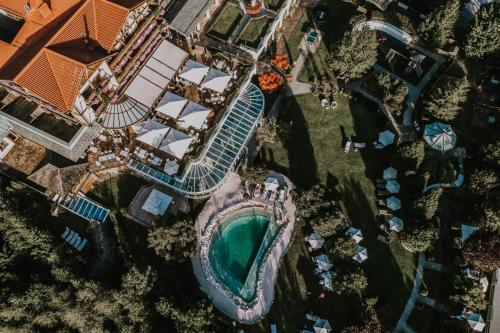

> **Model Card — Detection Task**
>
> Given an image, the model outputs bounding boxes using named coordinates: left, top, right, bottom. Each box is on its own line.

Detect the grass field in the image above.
left=238, top=16, right=273, bottom=49
left=245, top=93, right=417, bottom=331
left=207, top=2, right=243, bottom=40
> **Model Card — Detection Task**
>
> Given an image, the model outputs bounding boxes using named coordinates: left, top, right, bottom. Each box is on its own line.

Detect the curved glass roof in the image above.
left=129, top=83, right=265, bottom=198
left=98, top=96, right=149, bottom=129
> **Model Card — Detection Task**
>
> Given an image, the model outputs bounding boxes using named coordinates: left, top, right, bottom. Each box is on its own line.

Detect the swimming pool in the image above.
left=208, top=207, right=281, bottom=302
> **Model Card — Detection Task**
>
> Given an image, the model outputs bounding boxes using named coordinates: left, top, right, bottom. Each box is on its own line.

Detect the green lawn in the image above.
left=283, top=10, right=308, bottom=62
left=238, top=16, right=273, bottom=49
left=207, top=2, right=243, bottom=40
left=264, top=0, right=285, bottom=11
left=247, top=93, right=416, bottom=331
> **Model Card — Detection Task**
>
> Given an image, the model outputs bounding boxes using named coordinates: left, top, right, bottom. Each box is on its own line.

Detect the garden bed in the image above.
left=237, top=16, right=273, bottom=49
left=264, top=0, right=285, bottom=11
left=207, top=2, right=243, bottom=41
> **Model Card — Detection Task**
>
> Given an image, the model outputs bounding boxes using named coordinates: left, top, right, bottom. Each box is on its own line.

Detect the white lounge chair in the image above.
left=65, top=230, right=75, bottom=242
left=61, top=227, right=70, bottom=239
left=73, top=237, right=82, bottom=248
left=68, top=233, right=79, bottom=246
left=77, top=239, right=88, bottom=252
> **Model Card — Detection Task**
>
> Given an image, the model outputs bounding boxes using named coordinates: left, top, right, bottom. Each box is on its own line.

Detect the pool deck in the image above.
left=192, top=172, right=296, bottom=323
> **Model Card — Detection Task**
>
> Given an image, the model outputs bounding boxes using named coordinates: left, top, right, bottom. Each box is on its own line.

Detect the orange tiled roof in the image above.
left=5, top=0, right=147, bottom=112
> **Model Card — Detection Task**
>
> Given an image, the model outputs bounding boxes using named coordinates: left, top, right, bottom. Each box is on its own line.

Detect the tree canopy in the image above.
left=467, top=168, right=499, bottom=195
left=412, top=188, right=443, bottom=221
left=396, top=140, right=426, bottom=170
left=374, top=73, right=408, bottom=115
left=423, top=79, right=470, bottom=121
left=417, top=0, right=461, bottom=48
left=328, top=28, right=378, bottom=82
left=147, top=219, right=197, bottom=263
left=311, top=211, right=348, bottom=238
left=462, top=232, right=500, bottom=272
left=464, top=3, right=500, bottom=58
left=450, top=281, right=488, bottom=312
left=400, top=223, right=438, bottom=253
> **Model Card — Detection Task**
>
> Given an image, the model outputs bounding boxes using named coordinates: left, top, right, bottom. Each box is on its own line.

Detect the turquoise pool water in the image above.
left=209, top=208, right=280, bottom=302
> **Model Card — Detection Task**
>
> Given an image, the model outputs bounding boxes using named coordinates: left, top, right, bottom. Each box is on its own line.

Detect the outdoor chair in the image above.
left=378, top=209, right=390, bottom=216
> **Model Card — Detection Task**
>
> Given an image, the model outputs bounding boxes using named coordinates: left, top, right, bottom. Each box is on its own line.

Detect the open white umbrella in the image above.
left=346, top=227, right=363, bottom=243
left=386, top=196, right=401, bottom=211
left=306, top=233, right=325, bottom=250
left=383, top=167, right=397, bottom=180
left=178, top=60, right=209, bottom=84
left=389, top=217, right=404, bottom=232
left=201, top=68, right=231, bottom=93
left=467, top=313, right=485, bottom=332
left=378, top=130, right=395, bottom=146
left=313, top=319, right=332, bottom=333
left=264, top=177, right=280, bottom=191
left=314, top=254, right=333, bottom=271
left=353, top=245, right=368, bottom=263
left=461, top=224, right=480, bottom=242
left=164, top=159, right=179, bottom=175
left=423, top=122, right=456, bottom=152
left=386, top=179, right=400, bottom=193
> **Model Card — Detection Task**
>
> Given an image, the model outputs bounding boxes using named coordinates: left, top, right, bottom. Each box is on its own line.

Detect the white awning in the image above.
left=306, top=233, right=325, bottom=250
left=201, top=68, right=231, bottom=93
left=159, top=128, right=193, bottom=159
left=142, top=189, right=172, bottom=216
left=132, top=119, right=169, bottom=148
left=156, top=92, right=188, bottom=118
left=179, top=60, right=209, bottom=84
left=178, top=102, right=210, bottom=130
left=125, top=40, right=188, bottom=107
left=353, top=245, right=368, bottom=263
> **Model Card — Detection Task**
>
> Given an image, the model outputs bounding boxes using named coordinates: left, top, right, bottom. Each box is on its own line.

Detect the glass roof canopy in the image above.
left=98, top=96, right=149, bottom=129
left=129, top=83, right=264, bottom=198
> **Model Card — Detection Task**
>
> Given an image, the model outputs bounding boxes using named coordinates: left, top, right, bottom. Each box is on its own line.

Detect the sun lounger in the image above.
left=65, top=230, right=75, bottom=242
left=377, top=199, right=386, bottom=207
left=278, top=189, right=285, bottom=203
left=271, top=324, right=277, bottom=333
left=344, top=141, right=352, bottom=153
left=69, top=233, right=79, bottom=246
left=76, top=239, right=88, bottom=252
left=73, top=237, right=82, bottom=249
left=61, top=227, right=70, bottom=239
left=378, top=209, right=390, bottom=216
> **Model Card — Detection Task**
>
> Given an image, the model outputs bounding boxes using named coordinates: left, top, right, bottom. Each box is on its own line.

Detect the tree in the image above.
left=467, top=169, right=499, bottom=195
left=462, top=232, right=500, bottom=272
left=464, top=3, right=500, bottom=58
left=242, top=165, right=268, bottom=184
left=417, top=0, right=461, bottom=48
left=341, top=306, right=382, bottom=333
left=147, top=219, right=197, bottom=263
left=479, top=141, right=500, bottom=168
left=271, top=53, right=290, bottom=73
left=332, top=266, right=368, bottom=296
left=329, top=236, right=357, bottom=261
left=156, top=298, right=214, bottom=333
left=328, top=28, right=378, bottom=82
left=258, top=72, right=284, bottom=93
left=450, top=281, right=488, bottom=312
left=412, top=188, right=443, bottom=221
left=400, top=224, right=438, bottom=253
left=423, top=79, right=470, bottom=121
left=257, top=117, right=279, bottom=143
left=293, top=185, right=332, bottom=220
left=396, top=140, right=426, bottom=169
left=374, top=73, right=408, bottom=115
left=311, top=211, right=348, bottom=238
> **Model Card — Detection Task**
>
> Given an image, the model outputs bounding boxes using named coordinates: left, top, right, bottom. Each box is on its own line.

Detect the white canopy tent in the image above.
left=164, top=159, right=180, bottom=175
left=178, top=60, right=210, bottom=84
left=177, top=102, right=210, bottom=130
left=346, top=227, right=363, bottom=243
left=132, top=119, right=169, bottom=148
left=378, top=130, right=395, bottom=147
left=389, top=217, right=404, bottom=232
left=353, top=245, right=368, bottom=263
left=159, top=128, right=194, bottom=160
left=305, top=233, right=325, bottom=250
left=313, top=319, right=332, bottom=333
left=424, top=122, right=457, bottom=152
left=142, top=189, right=172, bottom=216
left=386, top=179, right=400, bottom=193
left=386, top=196, right=401, bottom=211
left=320, top=271, right=333, bottom=291
left=155, top=92, right=188, bottom=118
left=264, top=177, right=280, bottom=191
left=314, top=254, right=333, bottom=271
left=383, top=167, right=397, bottom=180
left=201, top=68, right=232, bottom=93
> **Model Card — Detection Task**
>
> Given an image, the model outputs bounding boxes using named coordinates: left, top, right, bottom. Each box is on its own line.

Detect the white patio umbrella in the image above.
left=378, top=130, right=395, bottom=146
left=423, top=122, right=456, bottom=152
left=201, top=68, right=231, bottom=93
left=159, top=128, right=193, bottom=159
left=306, top=233, right=325, bottom=250
left=386, top=179, right=400, bottom=193
left=389, top=217, right=404, bottom=232
left=383, top=167, right=397, bottom=180
left=132, top=119, right=169, bottom=148
left=353, top=245, right=368, bottom=263
left=178, top=60, right=210, bottom=84
left=313, top=319, right=332, bottom=333
left=346, top=227, right=363, bottom=243
left=321, top=271, right=333, bottom=291
left=314, top=254, right=333, bottom=271
left=386, top=196, right=401, bottom=211
left=264, top=177, right=280, bottom=191
left=177, top=102, right=210, bottom=130
left=155, top=92, right=188, bottom=118
left=467, top=313, right=485, bottom=332
left=164, top=159, right=179, bottom=175
left=461, top=224, right=480, bottom=242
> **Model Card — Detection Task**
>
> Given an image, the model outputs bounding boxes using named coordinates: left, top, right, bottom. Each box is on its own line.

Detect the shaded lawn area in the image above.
left=249, top=93, right=416, bottom=331
left=207, top=2, right=243, bottom=40
left=238, top=16, right=273, bottom=49
left=283, top=10, right=308, bottom=62
left=86, top=173, right=149, bottom=208
left=264, top=0, right=285, bottom=11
